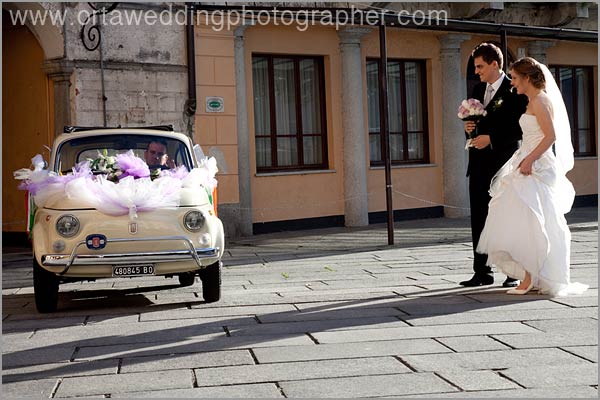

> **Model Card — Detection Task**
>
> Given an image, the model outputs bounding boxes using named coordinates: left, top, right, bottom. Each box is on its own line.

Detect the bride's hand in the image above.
left=518, top=157, right=534, bottom=176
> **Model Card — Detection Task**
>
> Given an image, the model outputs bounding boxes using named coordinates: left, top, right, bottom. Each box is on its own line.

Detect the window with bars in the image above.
left=366, top=59, right=429, bottom=165
left=252, top=54, right=328, bottom=172
left=550, top=66, right=596, bottom=157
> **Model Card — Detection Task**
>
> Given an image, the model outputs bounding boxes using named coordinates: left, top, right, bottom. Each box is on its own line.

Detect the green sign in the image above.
left=205, top=97, right=224, bottom=113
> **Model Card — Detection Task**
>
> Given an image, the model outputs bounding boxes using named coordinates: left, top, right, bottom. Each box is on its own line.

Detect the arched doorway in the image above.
left=466, top=41, right=516, bottom=97
left=2, top=10, right=54, bottom=239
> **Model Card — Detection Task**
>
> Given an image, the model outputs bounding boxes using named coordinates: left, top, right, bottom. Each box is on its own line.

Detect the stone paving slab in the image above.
left=313, top=321, right=539, bottom=343
left=54, top=369, right=193, bottom=397
left=3, top=346, right=77, bottom=368
left=436, top=335, right=512, bottom=352
left=400, top=348, right=591, bottom=372
left=501, top=364, right=598, bottom=388
left=394, top=386, right=599, bottom=398
left=492, top=331, right=598, bottom=348
left=2, top=316, right=86, bottom=333
left=74, top=334, right=316, bottom=361
left=256, top=306, right=408, bottom=323
left=252, top=338, right=451, bottom=363
left=2, top=378, right=58, bottom=398
left=278, top=372, right=459, bottom=397
left=437, top=369, right=521, bottom=391
left=228, top=316, right=410, bottom=336
left=119, top=349, right=255, bottom=373
left=561, top=345, right=598, bottom=362
left=404, top=307, right=597, bottom=326
left=109, top=382, right=284, bottom=398
left=193, top=356, right=410, bottom=387
left=3, top=359, right=118, bottom=383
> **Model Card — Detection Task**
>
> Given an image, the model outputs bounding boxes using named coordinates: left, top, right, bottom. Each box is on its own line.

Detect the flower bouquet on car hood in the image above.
left=14, top=151, right=218, bottom=219
left=457, top=98, right=487, bottom=150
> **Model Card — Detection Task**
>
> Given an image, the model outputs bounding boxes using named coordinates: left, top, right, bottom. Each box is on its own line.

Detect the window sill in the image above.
left=256, top=169, right=337, bottom=177
left=575, top=156, right=598, bottom=161
left=370, top=163, right=438, bottom=170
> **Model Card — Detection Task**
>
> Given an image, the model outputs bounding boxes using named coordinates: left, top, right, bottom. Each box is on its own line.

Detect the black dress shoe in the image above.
left=502, top=277, right=519, bottom=287
left=459, top=274, right=494, bottom=287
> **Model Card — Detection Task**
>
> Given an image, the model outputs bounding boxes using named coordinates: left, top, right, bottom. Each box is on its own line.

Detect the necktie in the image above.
left=484, top=84, right=494, bottom=107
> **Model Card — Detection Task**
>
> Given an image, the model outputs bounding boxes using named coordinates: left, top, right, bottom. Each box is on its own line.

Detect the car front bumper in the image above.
left=41, top=235, right=220, bottom=275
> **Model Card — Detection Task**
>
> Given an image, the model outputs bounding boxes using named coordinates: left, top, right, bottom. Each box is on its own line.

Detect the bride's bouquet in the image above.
left=457, top=98, right=487, bottom=150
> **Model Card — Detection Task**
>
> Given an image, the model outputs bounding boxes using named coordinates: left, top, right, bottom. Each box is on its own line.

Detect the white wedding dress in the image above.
left=477, top=113, right=588, bottom=296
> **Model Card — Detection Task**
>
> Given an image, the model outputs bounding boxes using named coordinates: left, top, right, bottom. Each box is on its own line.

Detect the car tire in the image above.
left=33, top=257, right=60, bottom=313
left=199, top=261, right=221, bottom=303
left=178, top=272, right=196, bottom=287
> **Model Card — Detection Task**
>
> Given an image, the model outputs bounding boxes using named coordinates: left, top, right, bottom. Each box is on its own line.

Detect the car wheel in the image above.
left=33, top=257, right=60, bottom=313
left=199, top=261, right=221, bottom=303
left=178, top=272, right=196, bottom=287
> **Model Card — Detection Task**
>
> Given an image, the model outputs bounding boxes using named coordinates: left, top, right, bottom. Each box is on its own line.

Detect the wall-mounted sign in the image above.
left=205, top=96, right=224, bottom=113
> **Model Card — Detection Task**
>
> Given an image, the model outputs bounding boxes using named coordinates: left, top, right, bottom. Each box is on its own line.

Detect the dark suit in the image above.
left=467, top=76, right=528, bottom=275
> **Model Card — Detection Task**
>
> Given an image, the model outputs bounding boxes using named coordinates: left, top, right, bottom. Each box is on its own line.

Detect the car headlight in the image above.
left=56, top=215, right=80, bottom=238
left=184, top=210, right=205, bottom=232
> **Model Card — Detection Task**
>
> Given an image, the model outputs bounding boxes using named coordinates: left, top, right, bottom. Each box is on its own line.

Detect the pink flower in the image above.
left=457, top=98, right=487, bottom=120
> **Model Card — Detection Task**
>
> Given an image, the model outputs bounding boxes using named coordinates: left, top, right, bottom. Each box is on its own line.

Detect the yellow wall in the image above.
left=194, top=26, right=240, bottom=205
left=244, top=25, right=345, bottom=223
left=2, top=21, right=53, bottom=232
left=195, top=23, right=597, bottom=226
left=362, top=29, right=444, bottom=212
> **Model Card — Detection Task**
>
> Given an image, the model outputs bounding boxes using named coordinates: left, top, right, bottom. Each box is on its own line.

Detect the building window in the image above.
left=252, top=54, right=328, bottom=172
left=550, top=66, right=596, bottom=157
left=367, top=59, right=429, bottom=165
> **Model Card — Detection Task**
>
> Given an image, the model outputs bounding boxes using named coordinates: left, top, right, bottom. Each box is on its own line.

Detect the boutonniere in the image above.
left=491, top=98, right=504, bottom=111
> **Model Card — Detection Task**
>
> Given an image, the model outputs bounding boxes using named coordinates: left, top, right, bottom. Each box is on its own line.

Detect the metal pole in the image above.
left=99, top=22, right=107, bottom=127
left=378, top=23, right=394, bottom=245
left=500, top=29, right=508, bottom=72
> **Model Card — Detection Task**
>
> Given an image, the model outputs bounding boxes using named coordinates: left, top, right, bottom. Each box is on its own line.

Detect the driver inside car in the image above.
left=144, top=140, right=175, bottom=169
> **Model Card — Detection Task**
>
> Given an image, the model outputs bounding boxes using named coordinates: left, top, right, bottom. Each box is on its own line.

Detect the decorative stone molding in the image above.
left=42, top=58, right=75, bottom=135
left=42, top=58, right=75, bottom=82
left=337, top=26, right=374, bottom=45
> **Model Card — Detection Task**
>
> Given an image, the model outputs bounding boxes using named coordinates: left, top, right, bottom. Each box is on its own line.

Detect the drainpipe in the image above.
left=184, top=3, right=197, bottom=138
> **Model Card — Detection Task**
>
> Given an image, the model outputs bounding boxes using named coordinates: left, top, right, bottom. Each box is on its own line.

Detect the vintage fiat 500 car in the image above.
left=21, top=126, right=224, bottom=313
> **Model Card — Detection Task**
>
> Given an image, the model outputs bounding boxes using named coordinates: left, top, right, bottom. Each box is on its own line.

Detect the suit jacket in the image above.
left=466, top=76, right=528, bottom=180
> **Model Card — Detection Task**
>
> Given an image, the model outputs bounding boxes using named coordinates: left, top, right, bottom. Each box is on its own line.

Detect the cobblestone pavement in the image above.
left=2, top=208, right=597, bottom=398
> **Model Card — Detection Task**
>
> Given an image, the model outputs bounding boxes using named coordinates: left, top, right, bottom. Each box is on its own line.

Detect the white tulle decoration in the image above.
left=15, top=153, right=219, bottom=217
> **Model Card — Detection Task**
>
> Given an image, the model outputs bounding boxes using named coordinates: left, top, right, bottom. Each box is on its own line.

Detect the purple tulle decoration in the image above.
left=115, top=150, right=150, bottom=179
left=160, top=165, right=189, bottom=180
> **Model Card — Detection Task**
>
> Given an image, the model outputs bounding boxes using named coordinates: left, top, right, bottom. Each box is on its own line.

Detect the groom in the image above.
left=460, top=43, right=528, bottom=287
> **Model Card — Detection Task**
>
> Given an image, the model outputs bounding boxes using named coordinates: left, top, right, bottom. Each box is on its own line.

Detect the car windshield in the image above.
left=54, top=134, right=193, bottom=174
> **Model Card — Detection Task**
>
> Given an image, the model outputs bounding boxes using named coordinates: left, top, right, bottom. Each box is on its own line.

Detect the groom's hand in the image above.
left=464, top=121, right=476, bottom=133
left=471, top=135, right=491, bottom=150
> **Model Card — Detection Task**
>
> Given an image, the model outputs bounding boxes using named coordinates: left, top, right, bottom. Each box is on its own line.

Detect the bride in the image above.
left=476, top=57, right=588, bottom=296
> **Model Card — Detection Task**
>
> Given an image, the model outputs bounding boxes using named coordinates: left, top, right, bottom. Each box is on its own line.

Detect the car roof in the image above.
left=52, top=129, right=193, bottom=149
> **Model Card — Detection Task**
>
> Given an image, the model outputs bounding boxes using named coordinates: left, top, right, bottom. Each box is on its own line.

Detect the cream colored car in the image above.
left=30, top=126, right=224, bottom=313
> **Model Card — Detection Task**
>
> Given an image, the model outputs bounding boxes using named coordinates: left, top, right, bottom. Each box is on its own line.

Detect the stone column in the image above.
left=439, top=34, right=471, bottom=218
left=234, top=25, right=253, bottom=236
left=42, top=58, right=74, bottom=136
left=338, top=27, right=372, bottom=227
left=526, top=40, right=555, bottom=65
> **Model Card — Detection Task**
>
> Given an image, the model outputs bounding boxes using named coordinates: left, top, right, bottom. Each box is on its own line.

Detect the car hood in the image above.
left=42, top=186, right=211, bottom=211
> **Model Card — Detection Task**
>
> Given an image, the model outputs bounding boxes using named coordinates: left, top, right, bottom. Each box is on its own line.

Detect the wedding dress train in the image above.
left=477, top=113, right=588, bottom=296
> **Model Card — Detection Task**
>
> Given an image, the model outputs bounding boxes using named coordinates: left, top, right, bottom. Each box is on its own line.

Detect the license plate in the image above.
left=112, top=265, right=155, bottom=277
